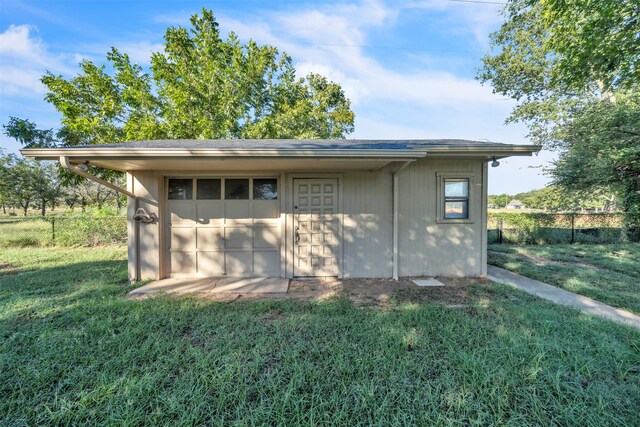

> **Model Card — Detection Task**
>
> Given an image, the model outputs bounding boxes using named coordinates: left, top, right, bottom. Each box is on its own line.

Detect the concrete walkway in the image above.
left=128, top=277, right=290, bottom=298
left=488, top=266, right=640, bottom=330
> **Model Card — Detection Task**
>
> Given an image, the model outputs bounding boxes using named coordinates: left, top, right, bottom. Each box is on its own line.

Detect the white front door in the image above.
left=293, top=178, right=339, bottom=277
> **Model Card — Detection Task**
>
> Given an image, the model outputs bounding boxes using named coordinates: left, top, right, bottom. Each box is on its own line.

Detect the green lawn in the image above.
left=488, top=243, right=640, bottom=315
left=2, top=248, right=639, bottom=426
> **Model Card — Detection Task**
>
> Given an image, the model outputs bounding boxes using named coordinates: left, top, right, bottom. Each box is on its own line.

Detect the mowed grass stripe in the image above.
left=489, top=243, right=640, bottom=278
left=488, top=245, right=640, bottom=316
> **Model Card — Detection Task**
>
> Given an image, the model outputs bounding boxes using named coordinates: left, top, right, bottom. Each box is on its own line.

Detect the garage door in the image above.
left=167, top=177, right=280, bottom=277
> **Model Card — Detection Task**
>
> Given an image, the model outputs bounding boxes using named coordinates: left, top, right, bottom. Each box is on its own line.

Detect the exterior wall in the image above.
left=127, top=158, right=488, bottom=281
left=127, top=171, right=163, bottom=281
left=341, top=169, right=394, bottom=278
left=397, top=158, right=485, bottom=277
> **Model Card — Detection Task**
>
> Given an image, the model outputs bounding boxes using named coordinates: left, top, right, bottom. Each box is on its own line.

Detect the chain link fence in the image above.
left=0, top=213, right=633, bottom=248
left=0, top=216, right=127, bottom=247
left=488, top=212, right=630, bottom=244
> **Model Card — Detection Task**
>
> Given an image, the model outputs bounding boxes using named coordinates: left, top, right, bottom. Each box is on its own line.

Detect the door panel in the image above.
left=294, top=178, right=339, bottom=277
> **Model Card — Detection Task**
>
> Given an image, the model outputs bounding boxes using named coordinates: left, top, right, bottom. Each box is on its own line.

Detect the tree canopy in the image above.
left=488, top=185, right=616, bottom=212
left=479, top=0, right=640, bottom=236
left=38, top=8, right=354, bottom=146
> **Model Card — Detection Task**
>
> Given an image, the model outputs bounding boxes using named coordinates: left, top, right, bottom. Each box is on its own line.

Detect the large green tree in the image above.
left=39, top=9, right=354, bottom=144
left=478, top=0, right=640, bottom=236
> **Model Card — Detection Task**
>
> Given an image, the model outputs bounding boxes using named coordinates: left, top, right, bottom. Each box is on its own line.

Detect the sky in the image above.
left=0, top=0, right=555, bottom=194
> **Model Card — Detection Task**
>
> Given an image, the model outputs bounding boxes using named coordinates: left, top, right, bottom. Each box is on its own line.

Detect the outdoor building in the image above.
left=22, top=139, right=538, bottom=281
left=506, top=199, right=525, bottom=209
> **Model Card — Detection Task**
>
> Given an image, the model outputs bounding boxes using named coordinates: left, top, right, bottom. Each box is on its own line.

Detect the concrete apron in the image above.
left=488, top=265, right=640, bottom=331
left=128, top=277, right=290, bottom=297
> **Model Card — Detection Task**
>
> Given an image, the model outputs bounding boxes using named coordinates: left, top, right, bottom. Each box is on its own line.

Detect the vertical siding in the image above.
left=127, top=161, right=486, bottom=280
left=342, top=168, right=393, bottom=278
left=126, top=173, right=136, bottom=282
left=131, top=171, right=162, bottom=280
left=398, top=158, right=484, bottom=277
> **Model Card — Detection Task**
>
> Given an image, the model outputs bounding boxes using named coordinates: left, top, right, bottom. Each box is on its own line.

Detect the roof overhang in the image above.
left=20, top=143, right=540, bottom=172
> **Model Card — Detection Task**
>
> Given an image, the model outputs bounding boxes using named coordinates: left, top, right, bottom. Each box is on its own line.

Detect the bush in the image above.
left=54, top=217, right=127, bottom=246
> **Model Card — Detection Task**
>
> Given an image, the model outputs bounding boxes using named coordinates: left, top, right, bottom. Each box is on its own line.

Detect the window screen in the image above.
left=197, top=179, right=221, bottom=200
left=444, top=179, right=469, bottom=219
left=168, top=179, right=193, bottom=200
left=225, top=179, right=249, bottom=199
left=253, top=179, right=278, bottom=200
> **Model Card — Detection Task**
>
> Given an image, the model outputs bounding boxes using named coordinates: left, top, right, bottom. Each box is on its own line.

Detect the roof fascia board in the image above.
left=409, top=144, right=540, bottom=153
left=21, top=148, right=424, bottom=160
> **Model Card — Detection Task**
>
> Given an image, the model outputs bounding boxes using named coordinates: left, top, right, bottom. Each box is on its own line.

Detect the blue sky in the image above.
left=0, top=0, right=554, bottom=194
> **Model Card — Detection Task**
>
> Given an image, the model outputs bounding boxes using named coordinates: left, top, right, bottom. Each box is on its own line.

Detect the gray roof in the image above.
left=68, top=139, right=512, bottom=150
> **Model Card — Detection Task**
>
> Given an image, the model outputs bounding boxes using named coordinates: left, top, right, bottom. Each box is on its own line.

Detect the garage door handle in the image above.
left=295, top=227, right=300, bottom=243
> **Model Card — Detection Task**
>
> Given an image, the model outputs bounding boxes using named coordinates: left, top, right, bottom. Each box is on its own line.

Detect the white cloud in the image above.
left=0, top=24, right=76, bottom=97
left=217, top=1, right=509, bottom=111
left=0, top=66, right=44, bottom=96
left=117, top=41, right=164, bottom=65
left=402, top=0, right=504, bottom=47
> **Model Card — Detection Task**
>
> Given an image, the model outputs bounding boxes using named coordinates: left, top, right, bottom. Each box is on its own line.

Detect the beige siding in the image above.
left=127, top=170, right=163, bottom=281
left=397, top=158, right=484, bottom=277
left=342, top=169, right=393, bottom=278
left=128, top=158, right=487, bottom=280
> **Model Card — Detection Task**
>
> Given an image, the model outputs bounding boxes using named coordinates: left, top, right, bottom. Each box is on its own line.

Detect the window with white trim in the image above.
left=443, top=178, right=469, bottom=219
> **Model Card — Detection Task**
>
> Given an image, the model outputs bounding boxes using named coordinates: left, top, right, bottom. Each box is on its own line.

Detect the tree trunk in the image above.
left=23, top=203, right=29, bottom=216
left=41, top=198, right=46, bottom=216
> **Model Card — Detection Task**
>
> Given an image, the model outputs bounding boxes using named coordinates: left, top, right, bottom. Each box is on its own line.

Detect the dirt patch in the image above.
left=181, top=325, right=204, bottom=347
left=262, top=308, right=284, bottom=322
left=0, top=262, right=19, bottom=276
left=393, top=277, right=490, bottom=307
left=288, top=276, right=489, bottom=308
left=136, top=276, right=486, bottom=309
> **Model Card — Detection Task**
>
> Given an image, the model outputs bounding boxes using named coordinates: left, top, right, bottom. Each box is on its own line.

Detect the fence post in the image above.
left=498, top=219, right=503, bottom=244
left=570, top=214, right=575, bottom=244
left=51, top=217, right=55, bottom=245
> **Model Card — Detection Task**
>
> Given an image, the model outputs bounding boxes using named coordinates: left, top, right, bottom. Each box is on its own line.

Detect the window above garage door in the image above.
left=168, top=178, right=278, bottom=201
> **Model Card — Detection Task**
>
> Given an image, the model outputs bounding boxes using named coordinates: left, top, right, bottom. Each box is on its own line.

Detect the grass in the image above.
left=0, top=216, right=126, bottom=247
left=2, top=247, right=640, bottom=425
left=488, top=243, right=640, bottom=315
left=0, top=218, right=52, bottom=247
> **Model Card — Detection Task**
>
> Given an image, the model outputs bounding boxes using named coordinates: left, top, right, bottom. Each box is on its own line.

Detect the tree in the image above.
left=478, top=0, right=640, bottom=237
left=0, top=154, right=58, bottom=216
left=40, top=9, right=354, bottom=143
left=552, top=93, right=640, bottom=221
left=537, top=0, right=639, bottom=94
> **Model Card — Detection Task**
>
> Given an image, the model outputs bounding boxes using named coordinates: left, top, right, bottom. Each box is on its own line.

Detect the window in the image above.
left=253, top=179, right=278, bottom=200
left=168, top=179, right=193, bottom=200
left=225, top=179, right=249, bottom=199
left=443, top=178, right=469, bottom=219
left=197, top=179, right=221, bottom=200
